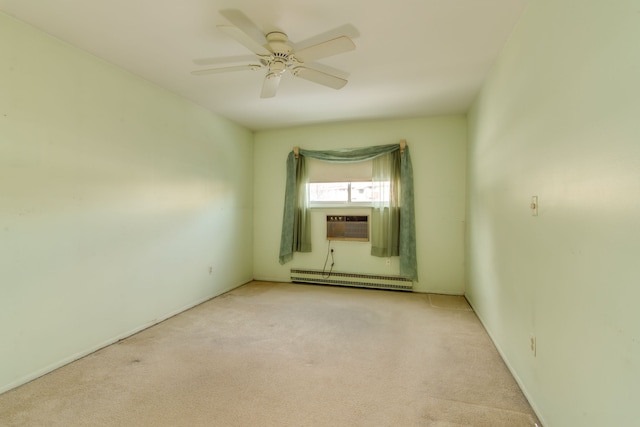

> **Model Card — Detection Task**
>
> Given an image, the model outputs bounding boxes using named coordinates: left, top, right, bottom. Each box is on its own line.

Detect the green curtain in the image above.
left=370, top=150, right=401, bottom=257
left=278, top=152, right=311, bottom=264
left=278, top=143, right=418, bottom=281
left=293, top=154, right=311, bottom=253
left=399, top=146, right=417, bottom=281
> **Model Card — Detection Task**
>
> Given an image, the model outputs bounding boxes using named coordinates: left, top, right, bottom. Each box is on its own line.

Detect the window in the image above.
left=309, top=181, right=373, bottom=206
left=307, top=158, right=374, bottom=207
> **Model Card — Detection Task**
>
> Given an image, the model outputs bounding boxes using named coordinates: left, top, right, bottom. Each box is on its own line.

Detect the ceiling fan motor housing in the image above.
left=265, top=33, right=297, bottom=76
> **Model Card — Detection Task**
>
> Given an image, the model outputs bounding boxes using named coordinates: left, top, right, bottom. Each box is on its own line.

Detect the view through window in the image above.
left=309, top=181, right=391, bottom=205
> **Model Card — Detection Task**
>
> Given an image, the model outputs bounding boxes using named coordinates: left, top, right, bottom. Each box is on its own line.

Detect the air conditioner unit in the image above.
left=326, top=215, right=369, bottom=242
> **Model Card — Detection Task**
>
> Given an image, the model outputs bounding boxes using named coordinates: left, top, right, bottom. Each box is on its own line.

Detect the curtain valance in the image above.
left=298, top=143, right=399, bottom=163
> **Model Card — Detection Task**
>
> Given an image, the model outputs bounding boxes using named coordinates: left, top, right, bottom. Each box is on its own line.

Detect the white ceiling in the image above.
left=0, top=0, right=528, bottom=131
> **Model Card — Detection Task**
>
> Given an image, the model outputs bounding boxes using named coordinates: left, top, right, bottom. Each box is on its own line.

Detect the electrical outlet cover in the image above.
left=530, top=196, right=538, bottom=216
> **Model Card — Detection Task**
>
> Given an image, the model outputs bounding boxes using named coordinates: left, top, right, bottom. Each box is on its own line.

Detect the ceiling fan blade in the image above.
left=219, top=9, right=270, bottom=55
left=260, top=73, right=281, bottom=98
left=295, top=24, right=360, bottom=51
left=219, top=9, right=267, bottom=40
left=292, top=67, right=348, bottom=90
left=218, top=25, right=271, bottom=56
left=295, top=36, right=355, bottom=62
left=191, top=64, right=261, bottom=75
left=302, top=61, right=350, bottom=80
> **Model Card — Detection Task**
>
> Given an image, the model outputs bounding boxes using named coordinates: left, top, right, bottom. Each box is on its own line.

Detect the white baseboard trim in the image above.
left=465, top=295, right=548, bottom=427
left=0, top=280, right=250, bottom=395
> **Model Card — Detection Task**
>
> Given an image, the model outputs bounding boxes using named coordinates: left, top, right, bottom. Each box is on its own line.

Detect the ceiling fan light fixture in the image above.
left=269, top=58, right=287, bottom=75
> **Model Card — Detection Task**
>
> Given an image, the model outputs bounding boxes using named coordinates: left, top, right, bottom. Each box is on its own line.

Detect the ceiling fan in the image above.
left=191, top=10, right=356, bottom=98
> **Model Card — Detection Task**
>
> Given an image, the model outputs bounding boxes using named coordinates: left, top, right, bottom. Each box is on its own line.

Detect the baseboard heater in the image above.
left=290, top=269, right=413, bottom=291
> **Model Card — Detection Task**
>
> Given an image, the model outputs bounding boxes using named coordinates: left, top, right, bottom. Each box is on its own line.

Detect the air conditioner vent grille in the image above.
left=326, top=215, right=369, bottom=241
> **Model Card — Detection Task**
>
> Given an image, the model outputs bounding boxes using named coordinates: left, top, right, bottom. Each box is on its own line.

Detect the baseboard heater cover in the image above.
left=290, top=269, right=413, bottom=291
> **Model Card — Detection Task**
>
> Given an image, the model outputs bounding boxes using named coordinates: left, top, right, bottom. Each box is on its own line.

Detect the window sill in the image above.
left=310, top=204, right=373, bottom=209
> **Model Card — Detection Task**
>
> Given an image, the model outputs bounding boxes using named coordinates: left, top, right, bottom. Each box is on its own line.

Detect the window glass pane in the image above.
left=350, top=182, right=373, bottom=202
left=372, top=181, right=392, bottom=202
left=309, top=182, right=349, bottom=202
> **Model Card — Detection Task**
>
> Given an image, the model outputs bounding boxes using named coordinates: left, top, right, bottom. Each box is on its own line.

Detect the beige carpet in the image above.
left=0, top=281, right=540, bottom=426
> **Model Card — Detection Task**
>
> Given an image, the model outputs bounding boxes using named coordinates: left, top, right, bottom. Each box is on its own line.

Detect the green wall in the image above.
left=8, top=2, right=639, bottom=423
left=466, top=0, right=640, bottom=425
left=254, top=117, right=467, bottom=294
left=0, top=13, right=254, bottom=393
